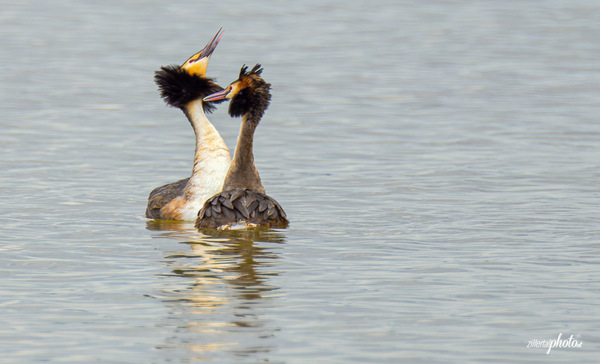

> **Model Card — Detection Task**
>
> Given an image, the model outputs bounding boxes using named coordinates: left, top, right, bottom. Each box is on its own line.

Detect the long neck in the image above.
left=222, top=114, right=265, bottom=194
left=184, top=99, right=231, bottom=179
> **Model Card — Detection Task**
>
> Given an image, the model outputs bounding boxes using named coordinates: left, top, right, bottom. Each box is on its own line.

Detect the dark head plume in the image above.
left=238, top=63, right=263, bottom=79
left=155, top=65, right=224, bottom=112
left=228, top=64, right=271, bottom=122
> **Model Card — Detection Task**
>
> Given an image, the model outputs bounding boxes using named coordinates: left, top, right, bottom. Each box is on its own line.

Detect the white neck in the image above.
left=187, top=100, right=231, bottom=173
left=178, top=99, right=231, bottom=219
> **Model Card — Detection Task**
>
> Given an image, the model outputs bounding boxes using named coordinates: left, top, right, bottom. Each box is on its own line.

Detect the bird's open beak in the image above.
left=182, top=27, right=224, bottom=76
left=198, top=27, right=223, bottom=59
left=203, top=86, right=230, bottom=102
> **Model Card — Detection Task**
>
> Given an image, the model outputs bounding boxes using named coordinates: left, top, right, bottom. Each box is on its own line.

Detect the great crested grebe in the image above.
left=146, top=28, right=232, bottom=221
left=196, top=64, right=288, bottom=229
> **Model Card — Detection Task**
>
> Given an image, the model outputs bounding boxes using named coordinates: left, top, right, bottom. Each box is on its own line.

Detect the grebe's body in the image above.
left=196, top=65, right=288, bottom=229
left=146, top=29, right=231, bottom=220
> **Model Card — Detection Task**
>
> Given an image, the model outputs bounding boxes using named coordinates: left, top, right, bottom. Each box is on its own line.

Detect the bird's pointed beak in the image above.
left=198, top=27, right=223, bottom=59
left=203, top=86, right=231, bottom=102
left=182, top=27, right=224, bottom=76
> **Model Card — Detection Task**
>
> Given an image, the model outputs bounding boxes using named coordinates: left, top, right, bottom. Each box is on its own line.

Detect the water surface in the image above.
left=1, top=1, right=599, bottom=362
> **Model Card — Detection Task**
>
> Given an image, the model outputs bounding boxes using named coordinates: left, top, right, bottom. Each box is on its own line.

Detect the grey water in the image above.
left=1, top=0, right=599, bottom=362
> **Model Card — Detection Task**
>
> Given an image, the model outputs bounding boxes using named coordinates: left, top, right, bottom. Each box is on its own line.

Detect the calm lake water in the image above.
left=1, top=1, right=599, bottom=362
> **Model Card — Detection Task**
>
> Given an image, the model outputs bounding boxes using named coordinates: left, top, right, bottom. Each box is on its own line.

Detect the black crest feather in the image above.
left=238, top=65, right=249, bottom=79
left=238, top=64, right=263, bottom=79
left=154, top=65, right=224, bottom=112
left=228, top=64, right=271, bottom=121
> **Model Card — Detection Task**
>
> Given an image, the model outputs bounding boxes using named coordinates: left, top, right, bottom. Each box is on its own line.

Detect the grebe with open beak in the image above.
left=146, top=28, right=231, bottom=221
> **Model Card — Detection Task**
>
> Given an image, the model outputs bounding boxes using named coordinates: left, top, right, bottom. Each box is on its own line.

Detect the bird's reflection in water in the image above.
left=147, top=220, right=285, bottom=361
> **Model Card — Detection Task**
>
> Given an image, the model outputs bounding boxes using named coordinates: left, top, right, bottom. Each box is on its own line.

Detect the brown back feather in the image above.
left=145, top=177, right=189, bottom=219
left=196, top=188, right=288, bottom=229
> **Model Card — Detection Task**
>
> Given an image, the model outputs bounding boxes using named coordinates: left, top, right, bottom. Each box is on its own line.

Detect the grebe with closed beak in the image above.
left=146, top=28, right=231, bottom=221
left=196, top=65, right=288, bottom=229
